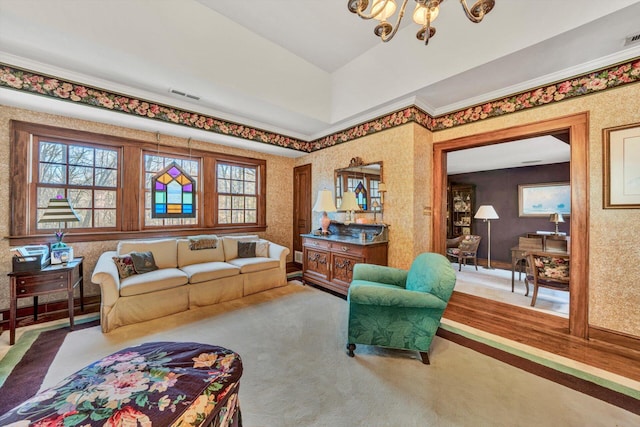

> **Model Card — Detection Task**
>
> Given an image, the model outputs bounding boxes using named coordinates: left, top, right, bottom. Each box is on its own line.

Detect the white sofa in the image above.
left=91, top=235, right=289, bottom=332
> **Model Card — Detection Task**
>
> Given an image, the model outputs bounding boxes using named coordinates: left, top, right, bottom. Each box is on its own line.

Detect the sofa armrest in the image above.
left=91, top=251, right=120, bottom=308
left=349, top=283, right=447, bottom=309
left=268, top=241, right=290, bottom=269
left=352, top=264, right=408, bottom=288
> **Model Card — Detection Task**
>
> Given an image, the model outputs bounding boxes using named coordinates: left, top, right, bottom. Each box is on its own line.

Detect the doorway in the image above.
left=433, top=113, right=589, bottom=338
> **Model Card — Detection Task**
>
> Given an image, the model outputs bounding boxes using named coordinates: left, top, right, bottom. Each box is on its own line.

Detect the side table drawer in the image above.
left=15, top=273, right=67, bottom=296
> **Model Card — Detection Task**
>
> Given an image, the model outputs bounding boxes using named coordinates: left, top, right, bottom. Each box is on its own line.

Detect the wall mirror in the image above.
left=334, top=157, right=383, bottom=212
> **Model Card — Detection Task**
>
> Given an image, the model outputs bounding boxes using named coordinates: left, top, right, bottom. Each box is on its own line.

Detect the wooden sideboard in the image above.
left=301, top=222, right=388, bottom=295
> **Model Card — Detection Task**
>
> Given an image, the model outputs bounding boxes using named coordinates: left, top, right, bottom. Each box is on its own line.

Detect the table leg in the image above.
left=10, top=279, right=16, bottom=345
left=511, top=255, right=516, bottom=292
left=68, top=276, right=74, bottom=331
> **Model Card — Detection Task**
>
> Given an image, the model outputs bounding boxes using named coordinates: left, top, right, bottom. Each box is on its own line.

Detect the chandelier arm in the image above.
left=460, top=0, right=487, bottom=23
left=379, top=0, right=409, bottom=41
left=351, top=0, right=391, bottom=20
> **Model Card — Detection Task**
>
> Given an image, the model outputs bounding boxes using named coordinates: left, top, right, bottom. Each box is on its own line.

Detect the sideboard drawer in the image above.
left=302, top=237, right=331, bottom=250
left=329, top=241, right=365, bottom=257
left=15, top=273, right=67, bottom=296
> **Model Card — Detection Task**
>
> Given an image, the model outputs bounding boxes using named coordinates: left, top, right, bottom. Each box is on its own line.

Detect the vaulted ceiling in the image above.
left=1, top=0, right=640, bottom=162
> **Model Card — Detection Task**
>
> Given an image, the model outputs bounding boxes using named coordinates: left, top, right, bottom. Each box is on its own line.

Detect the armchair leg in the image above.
left=419, top=352, right=430, bottom=365
left=347, top=343, right=356, bottom=357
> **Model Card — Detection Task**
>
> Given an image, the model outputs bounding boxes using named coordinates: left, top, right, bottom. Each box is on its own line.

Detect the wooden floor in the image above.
left=445, top=291, right=640, bottom=383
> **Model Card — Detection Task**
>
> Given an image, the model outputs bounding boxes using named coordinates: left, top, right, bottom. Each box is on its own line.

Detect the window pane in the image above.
left=231, top=166, right=243, bottom=180
left=69, top=165, right=94, bottom=186
left=244, top=181, right=256, bottom=195
left=39, top=141, right=66, bottom=163
left=232, top=196, right=245, bottom=209
left=244, top=168, right=256, bottom=182
left=95, top=148, right=118, bottom=168
left=231, top=180, right=243, bottom=194
left=69, top=189, right=92, bottom=208
left=217, top=164, right=231, bottom=179
left=95, top=209, right=116, bottom=227
left=245, top=197, right=256, bottom=209
left=232, top=211, right=244, bottom=223
left=95, top=168, right=117, bottom=187
left=69, top=209, right=92, bottom=228
left=245, top=210, right=256, bottom=223
left=219, top=195, right=230, bottom=209
left=219, top=210, right=231, bottom=224
left=218, top=179, right=230, bottom=193
left=69, top=145, right=94, bottom=166
left=95, top=190, right=116, bottom=209
left=39, top=163, right=66, bottom=184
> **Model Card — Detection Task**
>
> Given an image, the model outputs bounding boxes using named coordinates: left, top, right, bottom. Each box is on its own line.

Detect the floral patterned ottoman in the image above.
left=0, top=341, right=243, bottom=427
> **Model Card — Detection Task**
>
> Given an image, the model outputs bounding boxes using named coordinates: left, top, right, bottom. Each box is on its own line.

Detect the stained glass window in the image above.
left=151, top=162, right=196, bottom=218
left=354, top=181, right=368, bottom=211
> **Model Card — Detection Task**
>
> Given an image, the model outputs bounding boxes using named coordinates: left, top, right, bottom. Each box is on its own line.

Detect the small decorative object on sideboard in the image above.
left=51, top=247, right=74, bottom=265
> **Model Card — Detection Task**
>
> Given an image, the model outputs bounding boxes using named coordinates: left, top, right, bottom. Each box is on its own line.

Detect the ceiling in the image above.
left=1, top=0, right=639, bottom=168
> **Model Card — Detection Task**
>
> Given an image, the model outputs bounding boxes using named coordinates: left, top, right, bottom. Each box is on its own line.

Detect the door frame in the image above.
left=432, top=112, right=589, bottom=338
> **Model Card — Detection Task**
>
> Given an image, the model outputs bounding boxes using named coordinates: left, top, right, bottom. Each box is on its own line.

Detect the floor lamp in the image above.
left=474, top=205, right=499, bottom=269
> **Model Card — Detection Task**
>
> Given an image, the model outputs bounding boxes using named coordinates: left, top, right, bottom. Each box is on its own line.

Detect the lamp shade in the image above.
left=474, top=205, right=499, bottom=220
left=38, top=198, right=81, bottom=223
left=340, top=191, right=361, bottom=211
left=549, top=213, right=565, bottom=223
left=378, top=182, right=387, bottom=193
left=312, top=189, right=337, bottom=213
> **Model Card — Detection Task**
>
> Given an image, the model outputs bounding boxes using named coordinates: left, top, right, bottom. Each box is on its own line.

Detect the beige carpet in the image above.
left=452, top=264, right=570, bottom=316
left=42, top=282, right=636, bottom=427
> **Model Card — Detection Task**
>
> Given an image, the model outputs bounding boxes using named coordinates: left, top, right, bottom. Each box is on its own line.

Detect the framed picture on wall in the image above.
left=603, top=122, right=640, bottom=208
left=518, top=182, right=571, bottom=217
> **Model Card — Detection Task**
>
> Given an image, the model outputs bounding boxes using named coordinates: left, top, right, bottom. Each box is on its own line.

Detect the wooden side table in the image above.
left=7, top=257, right=84, bottom=345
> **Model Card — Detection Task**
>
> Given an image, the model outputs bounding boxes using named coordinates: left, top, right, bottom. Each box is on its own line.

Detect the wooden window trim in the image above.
left=9, top=121, right=267, bottom=246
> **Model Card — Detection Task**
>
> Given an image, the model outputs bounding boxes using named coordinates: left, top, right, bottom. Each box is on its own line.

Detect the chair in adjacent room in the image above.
left=346, top=252, right=457, bottom=364
left=513, top=236, right=544, bottom=294
left=446, top=234, right=481, bottom=271
left=526, top=251, right=570, bottom=307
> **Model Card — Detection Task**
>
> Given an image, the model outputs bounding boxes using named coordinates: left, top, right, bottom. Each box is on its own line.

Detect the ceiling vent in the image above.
left=169, top=88, right=200, bottom=101
left=624, top=32, right=640, bottom=46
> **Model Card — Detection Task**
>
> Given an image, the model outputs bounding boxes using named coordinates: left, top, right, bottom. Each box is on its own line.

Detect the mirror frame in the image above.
left=334, top=157, right=383, bottom=212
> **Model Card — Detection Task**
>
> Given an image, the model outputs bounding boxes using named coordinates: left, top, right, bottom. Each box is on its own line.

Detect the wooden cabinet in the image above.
left=302, top=237, right=388, bottom=295
left=447, top=183, right=475, bottom=238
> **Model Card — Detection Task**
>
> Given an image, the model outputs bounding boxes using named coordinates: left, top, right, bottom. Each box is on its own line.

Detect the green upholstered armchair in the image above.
left=346, top=252, right=457, bottom=364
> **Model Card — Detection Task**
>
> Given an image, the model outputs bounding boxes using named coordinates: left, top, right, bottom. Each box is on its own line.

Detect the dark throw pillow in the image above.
left=112, top=255, right=136, bottom=279
left=130, top=251, right=159, bottom=274
left=237, top=241, right=257, bottom=258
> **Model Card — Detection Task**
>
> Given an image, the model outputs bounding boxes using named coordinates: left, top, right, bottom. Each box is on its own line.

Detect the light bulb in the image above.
left=371, top=0, right=397, bottom=21
left=412, top=3, right=439, bottom=25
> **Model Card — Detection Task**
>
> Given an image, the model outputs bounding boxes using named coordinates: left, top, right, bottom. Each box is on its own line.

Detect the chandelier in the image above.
left=347, top=0, right=495, bottom=45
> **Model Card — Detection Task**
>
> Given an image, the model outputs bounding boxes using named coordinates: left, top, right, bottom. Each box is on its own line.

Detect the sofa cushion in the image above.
left=118, top=239, right=177, bottom=269
left=188, top=235, right=218, bottom=250
left=119, top=268, right=188, bottom=297
left=113, top=255, right=136, bottom=279
left=130, top=251, right=159, bottom=274
left=177, top=238, right=225, bottom=267
left=222, top=235, right=259, bottom=261
left=180, top=261, right=241, bottom=284
left=226, top=257, right=279, bottom=273
left=237, top=241, right=256, bottom=258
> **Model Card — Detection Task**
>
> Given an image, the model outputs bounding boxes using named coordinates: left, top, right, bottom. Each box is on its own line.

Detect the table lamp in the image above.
left=549, top=212, right=564, bottom=234
left=312, top=189, right=337, bottom=234
left=340, top=191, right=361, bottom=223
left=38, top=196, right=81, bottom=248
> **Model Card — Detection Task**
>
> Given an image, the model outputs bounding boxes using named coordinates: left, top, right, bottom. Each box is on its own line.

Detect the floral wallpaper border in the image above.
left=1, top=58, right=639, bottom=153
